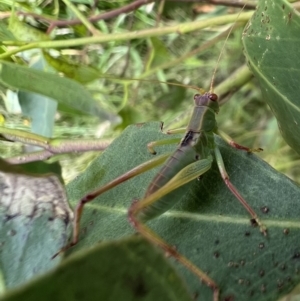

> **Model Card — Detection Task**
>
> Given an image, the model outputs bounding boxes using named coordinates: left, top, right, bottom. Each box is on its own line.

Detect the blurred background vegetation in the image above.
left=0, top=0, right=299, bottom=183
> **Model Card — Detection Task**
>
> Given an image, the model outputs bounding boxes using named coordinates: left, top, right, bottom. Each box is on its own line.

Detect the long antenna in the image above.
left=209, top=3, right=248, bottom=93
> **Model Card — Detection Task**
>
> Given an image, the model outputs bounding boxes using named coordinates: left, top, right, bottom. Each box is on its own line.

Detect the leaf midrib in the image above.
left=84, top=203, right=300, bottom=229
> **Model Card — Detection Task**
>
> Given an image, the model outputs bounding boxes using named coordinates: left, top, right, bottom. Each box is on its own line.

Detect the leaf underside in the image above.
left=243, top=0, right=300, bottom=154
left=0, top=166, right=72, bottom=289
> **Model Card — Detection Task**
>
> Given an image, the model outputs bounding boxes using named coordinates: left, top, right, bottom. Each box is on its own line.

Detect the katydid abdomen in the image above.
left=136, top=93, right=219, bottom=222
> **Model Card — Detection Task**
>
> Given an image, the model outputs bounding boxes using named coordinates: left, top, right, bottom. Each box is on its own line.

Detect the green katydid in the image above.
left=62, top=94, right=266, bottom=300
left=59, top=5, right=267, bottom=301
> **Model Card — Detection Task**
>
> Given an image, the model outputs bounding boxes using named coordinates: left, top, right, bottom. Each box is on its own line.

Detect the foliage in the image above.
left=0, top=0, right=300, bottom=301
left=243, top=0, right=300, bottom=155
left=1, top=237, right=193, bottom=301
left=66, top=122, right=300, bottom=301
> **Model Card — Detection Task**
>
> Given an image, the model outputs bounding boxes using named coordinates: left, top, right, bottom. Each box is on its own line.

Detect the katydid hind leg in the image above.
left=70, top=154, right=169, bottom=244
left=216, top=130, right=263, bottom=153
left=53, top=153, right=170, bottom=257
left=128, top=158, right=218, bottom=299
left=214, top=147, right=267, bottom=236
left=128, top=207, right=219, bottom=301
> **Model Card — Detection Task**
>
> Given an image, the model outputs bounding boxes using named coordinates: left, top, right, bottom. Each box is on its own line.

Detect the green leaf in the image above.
left=242, top=0, right=300, bottom=154
left=43, top=51, right=102, bottom=84
left=0, top=22, right=16, bottom=42
left=19, top=90, right=57, bottom=136
left=19, top=161, right=63, bottom=183
left=0, top=162, right=72, bottom=289
left=279, top=282, right=300, bottom=301
left=0, top=237, right=193, bottom=301
left=154, top=81, right=187, bottom=111
left=19, top=55, right=57, bottom=137
left=66, top=121, right=300, bottom=301
left=0, top=61, right=109, bottom=120
left=117, top=105, right=146, bottom=129
left=8, top=15, right=49, bottom=42
left=149, top=37, right=172, bottom=68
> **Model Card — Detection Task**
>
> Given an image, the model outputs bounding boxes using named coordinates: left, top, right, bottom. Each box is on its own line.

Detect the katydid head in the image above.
left=189, top=93, right=219, bottom=133
left=193, top=93, right=219, bottom=114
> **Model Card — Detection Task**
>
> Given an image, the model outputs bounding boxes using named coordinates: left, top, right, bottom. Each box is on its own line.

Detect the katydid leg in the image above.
left=166, top=127, right=186, bottom=135
left=214, top=147, right=267, bottom=235
left=128, top=213, right=219, bottom=301
left=63, top=153, right=170, bottom=253
left=147, top=125, right=186, bottom=154
left=128, top=158, right=219, bottom=299
left=148, top=138, right=180, bottom=154
left=217, top=130, right=263, bottom=152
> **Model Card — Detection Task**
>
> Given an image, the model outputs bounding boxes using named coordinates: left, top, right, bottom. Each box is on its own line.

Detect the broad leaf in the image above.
left=19, top=56, right=57, bottom=138
left=0, top=61, right=109, bottom=120
left=242, top=0, right=300, bottom=154
left=43, top=51, right=101, bottom=84
left=66, top=121, right=300, bottom=301
left=0, top=160, right=72, bottom=289
left=0, top=237, right=193, bottom=301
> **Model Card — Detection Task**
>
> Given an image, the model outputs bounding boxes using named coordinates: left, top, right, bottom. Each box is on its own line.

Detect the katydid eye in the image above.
left=209, top=93, right=218, bottom=101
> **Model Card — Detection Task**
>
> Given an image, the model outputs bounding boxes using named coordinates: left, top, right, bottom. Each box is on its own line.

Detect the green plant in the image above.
left=0, top=0, right=300, bottom=300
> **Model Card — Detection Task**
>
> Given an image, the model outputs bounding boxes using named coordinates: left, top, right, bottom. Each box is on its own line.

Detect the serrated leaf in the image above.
left=0, top=237, right=193, bottom=301
left=0, top=161, right=73, bottom=289
left=65, top=121, right=300, bottom=301
left=242, top=0, right=300, bottom=154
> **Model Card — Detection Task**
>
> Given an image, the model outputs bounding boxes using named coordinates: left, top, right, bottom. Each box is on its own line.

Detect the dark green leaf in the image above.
left=0, top=237, right=192, bottom=301
left=242, top=0, right=300, bottom=154
left=66, top=121, right=300, bottom=301
left=117, top=105, right=145, bottom=129
left=19, top=161, right=63, bottom=183
left=0, top=61, right=109, bottom=120
left=279, top=282, right=300, bottom=301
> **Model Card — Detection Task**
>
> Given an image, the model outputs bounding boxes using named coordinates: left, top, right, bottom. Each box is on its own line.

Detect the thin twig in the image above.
left=4, top=139, right=112, bottom=164
left=165, top=0, right=256, bottom=9
left=46, top=0, right=155, bottom=33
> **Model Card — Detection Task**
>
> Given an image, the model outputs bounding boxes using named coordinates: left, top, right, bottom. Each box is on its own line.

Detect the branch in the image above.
left=15, top=0, right=156, bottom=34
